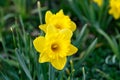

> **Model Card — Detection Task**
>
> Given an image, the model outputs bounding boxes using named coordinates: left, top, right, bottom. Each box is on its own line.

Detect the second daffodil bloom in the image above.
left=109, top=0, right=120, bottom=19
left=33, top=25, right=78, bottom=70
left=39, top=10, right=76, bottom=33
left=93, top=0, right=103, bottom=7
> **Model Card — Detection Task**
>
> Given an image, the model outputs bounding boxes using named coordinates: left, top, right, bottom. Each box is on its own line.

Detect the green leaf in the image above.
left=96, top=28, right=119, bottom=59
left=1, top=72, right=10, bottom=80
left=74, top=24, right=87, bottom=47
left=74, top=38, right=98, bottom=69
left=67, top=0, right=83, bottom=22
left=15, top=48, right=32, bottom=80
left=96, top=69, right=114, bottom=80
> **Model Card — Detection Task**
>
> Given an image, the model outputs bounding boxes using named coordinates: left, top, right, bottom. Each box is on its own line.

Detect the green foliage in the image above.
left=96, top=28, right=120, bottom=60
left=68, top=0, right=112, bottom=30
left=0, top=0, right=120, bottom=79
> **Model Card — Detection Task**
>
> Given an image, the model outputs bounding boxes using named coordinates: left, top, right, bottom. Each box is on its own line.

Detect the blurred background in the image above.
left=0, top=0, right=120, bottom=80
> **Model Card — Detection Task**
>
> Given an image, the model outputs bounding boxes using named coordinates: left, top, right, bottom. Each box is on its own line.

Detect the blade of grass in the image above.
left=96, top=28, right=119, bottom=59
left=0, top=34, right=7, bottom=55
left=82, top=67, right=86, bottom=80
left=74, top=24, right=87, bottom=47
left=74, top=38, right=98, bottom=69
left=0, top=55, right=19, bottom=67
left=49, top=64, right=55, bottom=80
left=1, top=72, right=10, bottom=80
left=68, top=0, right=83, bottom=22
left=37, top=1, right=44, bottom=36
left=96, top=69, right=114, bottom=80
left=37, top=1, right=43, bottom=25
left=15, top=48, right=32, bottom=80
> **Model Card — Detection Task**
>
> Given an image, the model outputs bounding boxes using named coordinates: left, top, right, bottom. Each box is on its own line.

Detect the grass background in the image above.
left=0, top=0, right=120, bottom=80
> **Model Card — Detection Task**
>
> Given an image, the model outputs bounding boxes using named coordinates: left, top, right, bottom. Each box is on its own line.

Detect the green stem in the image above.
left=37, top=1, right=44, bottom=36
left=37, top=1, right=42, bottom=25
left=10, top=27, right=16, bottom=48
left=1, top=34, right=7, bottom=54
left=82, top=67, right=86, bottom=80
left=70, top=60, right=75, bottom=80
left=49, top=64, right=55, bottom=80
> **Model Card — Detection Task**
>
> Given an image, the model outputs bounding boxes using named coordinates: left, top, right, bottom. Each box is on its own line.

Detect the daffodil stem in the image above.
left=37, top=1, right=44, bottom=36
left=49, top=64, right=55, bottom=80
left=70, top=60, right=74, bottom=80
left=82, top=67, right=86, bottom=80
left=37, top=1, right=42, bottom=25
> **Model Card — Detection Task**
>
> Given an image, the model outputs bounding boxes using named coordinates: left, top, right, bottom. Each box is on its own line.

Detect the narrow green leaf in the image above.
left=15, top=48, right=32, bottom=80
left=1, top=72, right=10, bottom=80
left=74, top=38, right=98, bottom=69
left=49, top=64, right=55, bottom=80
left=68, top=0, right=83, bottom=21
left=96, top=69, right=114, bottom=80
left=96, top=28, right=119, bottom=59
left=3, top=13, right=14, bottom=21
left=0, top=33, right=2, bottom=42
left=0, top=55, right=19, bottom=67
left=74, top=24, right=87, bottom=47
left=86, top=38, right=98, bottom=55
left=112, top=36, right=118, bottom=48
left=82, top=67, right=86, bottom=80
left=89, top=4, right=96, bottom=23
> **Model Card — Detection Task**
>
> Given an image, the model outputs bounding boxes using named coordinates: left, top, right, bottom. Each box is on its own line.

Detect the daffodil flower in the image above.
left=109, top=0, right=120, bottom=19
left=39, top=10, right=76, bottom=33
left=33, top=25, right=78, bottom=70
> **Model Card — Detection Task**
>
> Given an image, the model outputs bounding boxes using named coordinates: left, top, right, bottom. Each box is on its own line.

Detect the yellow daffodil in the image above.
left=39, top=10, right=76, bottom=33
left=109, top=0, right=120, bottom=19
left=33, top=25, right=78, bottom=70
left=93, top=0, right=103, bottom=7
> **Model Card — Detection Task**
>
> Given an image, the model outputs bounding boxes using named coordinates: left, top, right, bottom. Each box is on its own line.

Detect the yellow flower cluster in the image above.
left=33, top=10, right=78, bottom=70
left=39, top=10, right=76, bottom=32
left=109, top=0, right=120, bottom=19
left=93, top=0, right=103, bottom=7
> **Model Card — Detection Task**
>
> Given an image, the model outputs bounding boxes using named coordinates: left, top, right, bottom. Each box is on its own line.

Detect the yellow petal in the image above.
left=60, top=29, right=73, bottom=40
left=70, top=21, right=76, bottom=32
left=67, top=44, right=78, bottom=56
left=56, top=9, right=64, bottom=16
left=45, top=11, right=53, bottom=23
left=109, top=9, right=112, bottom=14
left=46, top=25, right=57, bottom=36
left=33, top=36, right=45, bottom=52
left=51, top=57, right=66, bottom=70
left=114, top=13, right=119, bottom=19
left=39, top=24, right=47, bottom=32
left=39, top=52, right=50, bottom=63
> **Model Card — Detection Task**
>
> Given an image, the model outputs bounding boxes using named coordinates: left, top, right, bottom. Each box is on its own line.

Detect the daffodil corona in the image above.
left=39, top=10, right=76, bottom=33
left=33, top=26, right=78, bottom=70
left=109, top=0, right=120, bottom=19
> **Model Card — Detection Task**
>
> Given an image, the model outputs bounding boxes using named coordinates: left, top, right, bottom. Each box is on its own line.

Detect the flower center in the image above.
left=51, top=43, right=59, bottom=52
left=55, top=24, right=62, bottom=29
